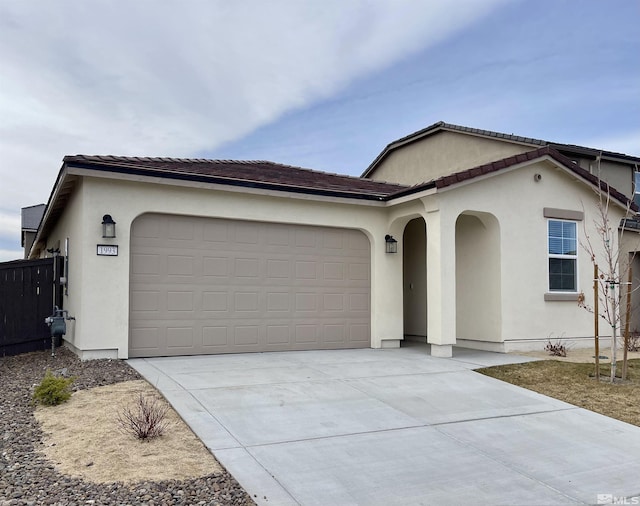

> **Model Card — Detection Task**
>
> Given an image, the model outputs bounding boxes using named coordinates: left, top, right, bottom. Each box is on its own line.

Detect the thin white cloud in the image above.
left=0, top=1, right=505, bottom=157
left=0, top=0, right=505, bottom=253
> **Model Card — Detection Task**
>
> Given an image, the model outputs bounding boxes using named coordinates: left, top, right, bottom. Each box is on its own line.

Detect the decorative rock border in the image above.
left=0, top=348, right=255, bottom=505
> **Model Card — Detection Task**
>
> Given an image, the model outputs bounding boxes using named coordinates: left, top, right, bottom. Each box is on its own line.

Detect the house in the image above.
left=25, top=122, right=640, bottom=360
left=363, top=121, right=640, bottom=201
left=21, top=204, right=46, bottom=259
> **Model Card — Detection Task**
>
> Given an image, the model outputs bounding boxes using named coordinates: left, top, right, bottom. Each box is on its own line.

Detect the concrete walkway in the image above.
left=129, top=345, right=640, bottom=506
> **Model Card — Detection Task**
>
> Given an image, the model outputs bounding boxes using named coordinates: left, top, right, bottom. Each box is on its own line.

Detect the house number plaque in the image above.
left=97, top=244, right=118, bottom=256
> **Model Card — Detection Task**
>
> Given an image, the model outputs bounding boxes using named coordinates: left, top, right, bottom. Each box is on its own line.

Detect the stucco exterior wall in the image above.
left=369, top=131, right=531, bottom=185
left=43, top=179, right=85, bottom=353
left=594, top=160, right=633, bottom=198
left=617, top=227, right=640, bottom=334
left=41, top=154, right=635, bottom=359
left=455, top=213, right=501, bottom=342
left=424, top=159, right=629, bottom=351
left=568, top=156, right=633, bottom=198
left=44, top=176, right=403, bottom=358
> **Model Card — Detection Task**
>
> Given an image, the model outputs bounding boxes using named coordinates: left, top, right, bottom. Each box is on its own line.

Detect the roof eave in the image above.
left=64, top=160, right=396, bottom=202
left=31, top=159, right=399, bottom=256
left=419, top=148, right=637, bottom=212
left=29, top=164, right=77, bottom=258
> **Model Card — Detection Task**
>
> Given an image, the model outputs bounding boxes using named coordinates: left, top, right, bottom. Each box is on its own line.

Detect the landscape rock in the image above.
left=0, top=347, right=255, bottom=505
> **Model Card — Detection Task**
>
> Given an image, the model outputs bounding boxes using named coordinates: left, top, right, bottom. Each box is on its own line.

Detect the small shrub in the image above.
left=544, top=339, right=567, bottom=357
left=627, top=332, right=640, bottom=352
left=117, top=392, right=170, bottom=440
left=32, top=370, right=74, bottom=406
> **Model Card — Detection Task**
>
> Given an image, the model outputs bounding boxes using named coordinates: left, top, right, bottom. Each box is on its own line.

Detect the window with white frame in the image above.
left=548, top=220, right=577, bottom=292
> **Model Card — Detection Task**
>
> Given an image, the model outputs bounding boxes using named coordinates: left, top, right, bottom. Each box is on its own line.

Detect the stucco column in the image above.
left=370, top=234, right=404, bottom=348
left=425, top=209, right=456, bottom=357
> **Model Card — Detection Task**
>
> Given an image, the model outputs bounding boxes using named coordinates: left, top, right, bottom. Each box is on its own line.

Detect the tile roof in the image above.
left=400, top=121, right=547, bottom=148
left=362, top=121, right=640, bottom=178
left=63, top=155, right=406, bottom=201
left=63, top=150, right=636, bottom=210
left=388, top=146, right=638, bottom=211
left=32, top=146, right=636, bottom=259
left=445, top=122, right=639, bottom=161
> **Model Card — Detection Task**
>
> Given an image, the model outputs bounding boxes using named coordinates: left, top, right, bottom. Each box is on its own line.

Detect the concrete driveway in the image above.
left=129, top=345, right=640, bottom=505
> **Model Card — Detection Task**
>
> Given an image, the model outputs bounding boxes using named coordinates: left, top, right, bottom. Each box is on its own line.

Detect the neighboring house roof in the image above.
left=21, top=203, right=46, bottom=231
left=362, top=121, right=640, bottom=178
left=64, top=155, right=406, bottom=200
left=21, top=204, right=46, bottom=247
left=388, top=146, right=638, bottom=211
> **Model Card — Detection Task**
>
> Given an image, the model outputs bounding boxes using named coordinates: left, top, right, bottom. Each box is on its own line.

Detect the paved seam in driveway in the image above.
left=129, top=346, right=640, bottom=506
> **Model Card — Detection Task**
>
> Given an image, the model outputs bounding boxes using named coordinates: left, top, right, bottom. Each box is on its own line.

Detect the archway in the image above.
left=403, top=217, right=427, bottom=342
left=455, top=211, right=501, bottom=344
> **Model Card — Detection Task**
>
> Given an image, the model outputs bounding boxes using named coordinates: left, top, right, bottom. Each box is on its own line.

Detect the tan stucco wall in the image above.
left=369, top=131, right=531, bottom=185
left=617, top=227, right=640, bottom=335
left=594, top=160, right=633, bottom=198
left=44, top=179, right=85, bottom=352
left=629, top=254, right=640, bottom=334
left=455, top=213, right=501, bottom=342
left=424, top=159, right=629, bottom=348
left=42, top=155, right=636, bottom=359
left=566, top=157, right=632, bottom=199
left=44, top=176, right=403, bottom=358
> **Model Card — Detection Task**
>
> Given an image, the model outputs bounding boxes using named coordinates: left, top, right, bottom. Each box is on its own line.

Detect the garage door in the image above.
left=129, top=214, right=371, bottom=357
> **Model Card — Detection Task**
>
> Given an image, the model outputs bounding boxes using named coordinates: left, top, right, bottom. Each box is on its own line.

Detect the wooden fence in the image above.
left=0, top=257, right=63, bottom=356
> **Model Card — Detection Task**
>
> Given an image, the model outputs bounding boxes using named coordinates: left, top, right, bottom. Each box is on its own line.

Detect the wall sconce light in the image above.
left=385, top=234, right=397, bottom=254
left=102, top=214, right=116, bottom=238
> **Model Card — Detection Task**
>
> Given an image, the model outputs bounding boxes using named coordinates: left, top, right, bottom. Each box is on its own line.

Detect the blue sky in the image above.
left=213, top=1, right=640, bottom=174
left=1, top=0, right=639, bottom=261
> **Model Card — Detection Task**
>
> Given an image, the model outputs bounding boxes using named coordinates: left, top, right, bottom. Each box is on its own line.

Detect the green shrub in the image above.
left=32, top=370, right=74, bottom=406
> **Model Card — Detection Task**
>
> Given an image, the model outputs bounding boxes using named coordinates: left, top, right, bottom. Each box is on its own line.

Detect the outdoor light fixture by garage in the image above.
left=385, top=234, right=397, bottom=254
left=101, top=214, right=116, bottom=238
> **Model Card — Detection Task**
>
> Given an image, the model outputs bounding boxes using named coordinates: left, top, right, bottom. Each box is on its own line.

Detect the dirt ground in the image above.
left=481, top=354, right=640, bottom=427
left=517, top=346, right=640, bottom=363
left=35, top=380, right=221, bottom=484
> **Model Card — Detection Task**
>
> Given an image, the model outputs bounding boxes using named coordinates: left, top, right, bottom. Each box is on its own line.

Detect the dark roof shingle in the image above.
left=63, top=150, right=636, bottom=211
left=64, top=155, right=406, bottom=201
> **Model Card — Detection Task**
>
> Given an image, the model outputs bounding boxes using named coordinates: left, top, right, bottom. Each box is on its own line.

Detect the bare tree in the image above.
left=578, top=187, right=639, bottom=382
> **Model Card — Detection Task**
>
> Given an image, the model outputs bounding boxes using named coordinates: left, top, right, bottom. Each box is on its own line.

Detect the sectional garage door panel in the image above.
left=129, top=214, right=371, bottom=357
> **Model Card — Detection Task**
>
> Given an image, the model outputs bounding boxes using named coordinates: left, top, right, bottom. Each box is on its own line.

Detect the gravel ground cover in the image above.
left=0, top=347, right=255, bottom=506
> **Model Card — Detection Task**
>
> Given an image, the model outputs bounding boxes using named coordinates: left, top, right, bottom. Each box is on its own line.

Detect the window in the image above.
left=548, top=220, right=577, bottom=292
left=634, top=172, right=640, bottom=207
